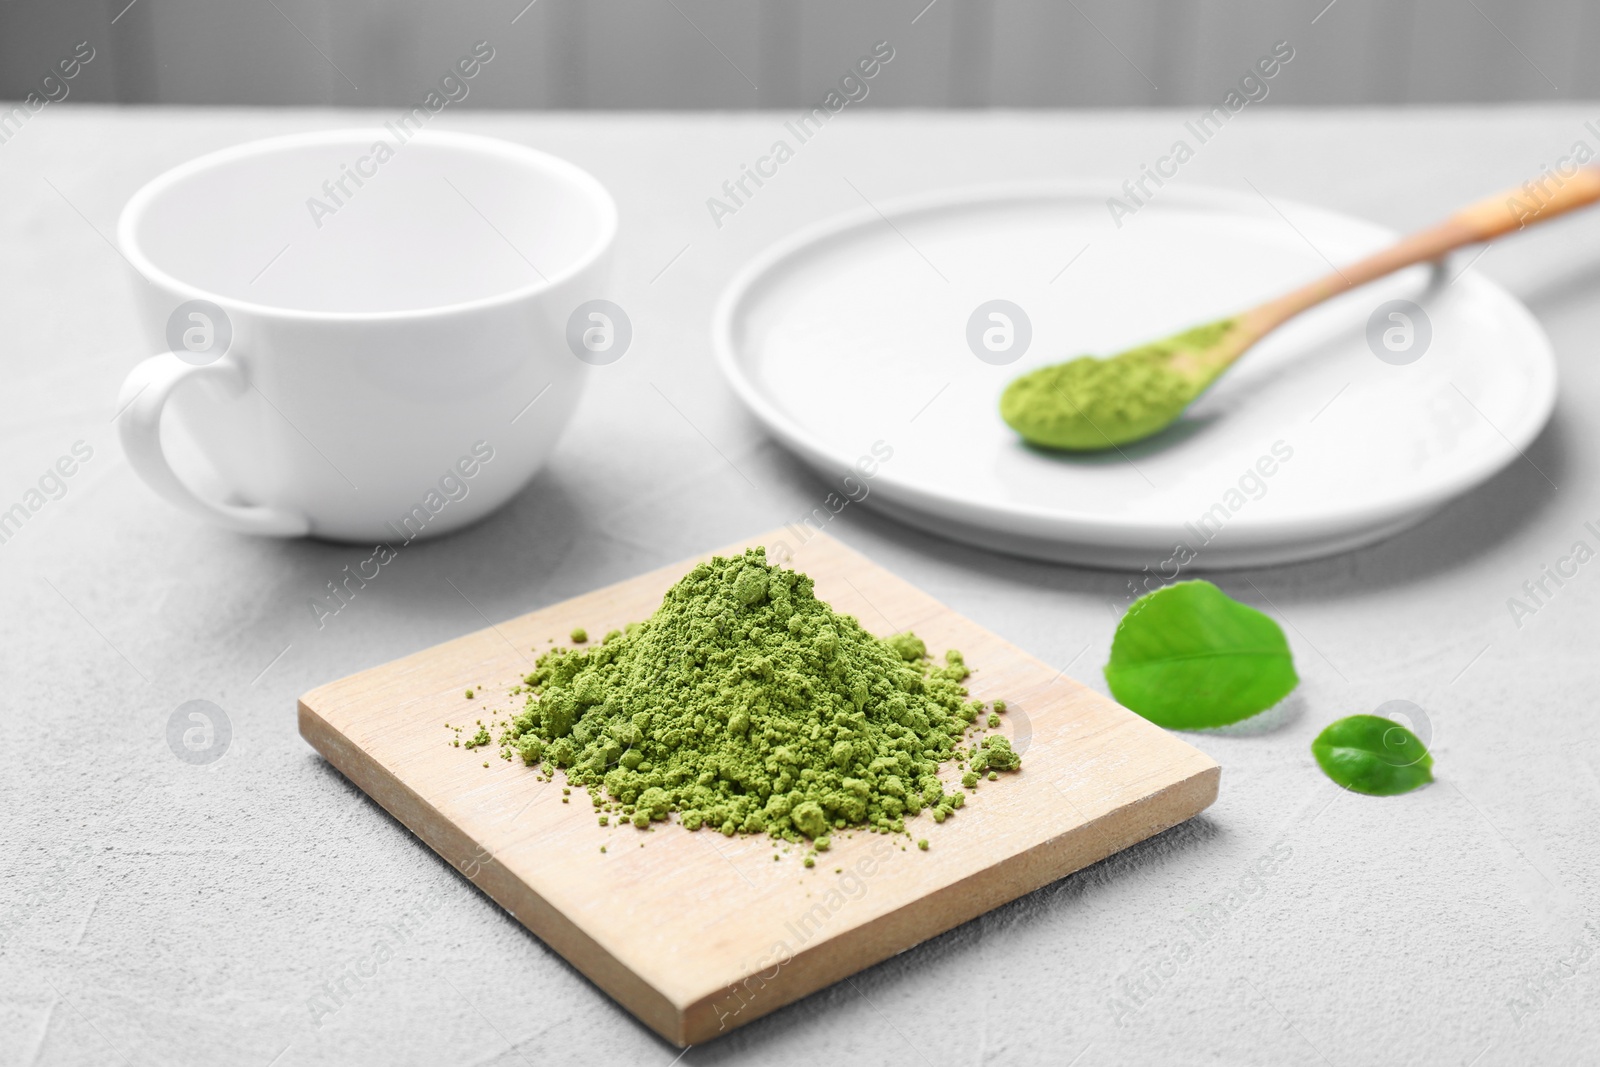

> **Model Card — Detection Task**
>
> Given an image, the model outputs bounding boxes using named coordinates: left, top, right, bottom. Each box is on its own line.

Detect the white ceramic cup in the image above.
left=115, top=128, right=617, bottom=541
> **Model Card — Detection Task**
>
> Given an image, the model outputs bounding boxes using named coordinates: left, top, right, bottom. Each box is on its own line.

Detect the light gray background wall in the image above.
left=1, top=0, right=1595, bottom=110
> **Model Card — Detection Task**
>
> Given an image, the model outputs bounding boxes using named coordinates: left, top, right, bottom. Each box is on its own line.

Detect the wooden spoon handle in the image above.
left=1235, top=166, right=1600, bottom=343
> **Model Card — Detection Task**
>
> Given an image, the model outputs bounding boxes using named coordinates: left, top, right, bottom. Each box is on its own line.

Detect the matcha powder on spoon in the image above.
left=502, top=547, right=1018, bottom=846
left=999, top=319, right=1238, bottom=451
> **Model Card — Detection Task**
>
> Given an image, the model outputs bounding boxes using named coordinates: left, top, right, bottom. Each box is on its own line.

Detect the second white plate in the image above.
left=713, top=184, right=1556, bottom=570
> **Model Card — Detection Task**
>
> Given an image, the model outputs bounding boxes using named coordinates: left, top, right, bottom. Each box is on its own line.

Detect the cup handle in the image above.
left=116, top=353, right=312, bottom=536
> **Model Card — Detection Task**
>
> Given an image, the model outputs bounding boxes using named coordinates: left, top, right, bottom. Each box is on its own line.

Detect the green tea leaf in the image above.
left=1104, top=580, right=1298, bottom=729
left=1311, top=714, right=1434, bottom=795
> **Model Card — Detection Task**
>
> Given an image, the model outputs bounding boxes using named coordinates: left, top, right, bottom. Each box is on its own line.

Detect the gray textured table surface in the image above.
left=4, top=106, right=1599, bottom=1067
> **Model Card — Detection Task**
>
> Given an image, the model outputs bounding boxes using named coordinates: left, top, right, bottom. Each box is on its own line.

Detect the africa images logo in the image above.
left=302, top=41, right=496, bottom=229
left=166, top=700, right=232, bottom=765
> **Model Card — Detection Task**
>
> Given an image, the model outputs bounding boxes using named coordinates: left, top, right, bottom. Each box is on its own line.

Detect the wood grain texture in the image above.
left=298, top=529, right=1220, bottom=1046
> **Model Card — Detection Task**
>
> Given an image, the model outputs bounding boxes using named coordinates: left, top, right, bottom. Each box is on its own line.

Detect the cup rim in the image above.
left=117, top=127, right=618, bottom=322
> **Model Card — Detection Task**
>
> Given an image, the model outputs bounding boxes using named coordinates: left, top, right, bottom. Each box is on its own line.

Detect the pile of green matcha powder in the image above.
left=500, top=547, right=1020, bottom=849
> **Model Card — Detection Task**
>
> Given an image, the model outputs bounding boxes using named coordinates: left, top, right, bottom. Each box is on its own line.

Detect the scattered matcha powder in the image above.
left=970, top=735, right=1021, bottom=773
left=503, top=547, right=1020, bottom=846
left=571, top=627, right=588, bottom=644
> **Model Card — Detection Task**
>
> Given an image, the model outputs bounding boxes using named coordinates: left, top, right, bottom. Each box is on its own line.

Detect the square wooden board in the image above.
left=298, top=530, right=1220, bottom=1045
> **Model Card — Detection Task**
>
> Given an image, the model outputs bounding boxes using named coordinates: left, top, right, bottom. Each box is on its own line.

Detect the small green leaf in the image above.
left=1104, top=580, right=1298, bottom=729
left=1311, top=715, right=1434, bottom=795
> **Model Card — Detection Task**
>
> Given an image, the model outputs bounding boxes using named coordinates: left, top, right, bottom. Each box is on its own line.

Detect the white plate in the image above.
left=712, top=184, right=1557, bottom=570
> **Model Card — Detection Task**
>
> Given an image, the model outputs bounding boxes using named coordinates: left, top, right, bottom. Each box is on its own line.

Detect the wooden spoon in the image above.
left=1001, top=168, right=1600, bottom=452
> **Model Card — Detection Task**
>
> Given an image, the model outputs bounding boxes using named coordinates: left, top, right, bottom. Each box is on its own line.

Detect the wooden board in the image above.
left=298, top=530, right=1220, bottom=1045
